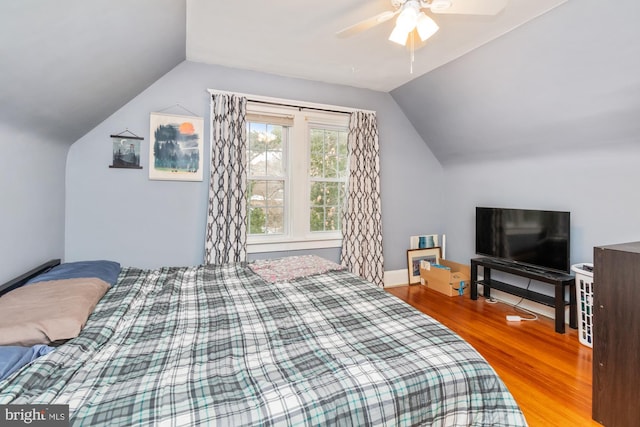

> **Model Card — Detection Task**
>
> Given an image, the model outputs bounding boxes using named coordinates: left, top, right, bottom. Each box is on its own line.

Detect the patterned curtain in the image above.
left=341, top=111, right=385, bottom=287
left=204, top=94, right=248, bottom=264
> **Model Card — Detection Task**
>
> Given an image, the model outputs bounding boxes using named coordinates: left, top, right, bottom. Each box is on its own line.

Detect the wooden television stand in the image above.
left=470, top=257, right=577, bottom=334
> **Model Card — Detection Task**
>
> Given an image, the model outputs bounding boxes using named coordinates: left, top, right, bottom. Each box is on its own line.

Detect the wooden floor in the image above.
left=386, top=285, right=600, bottom=427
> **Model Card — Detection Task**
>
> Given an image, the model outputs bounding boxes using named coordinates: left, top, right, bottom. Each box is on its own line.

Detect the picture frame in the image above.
left=407, top=247, right=442, bottom=285
left=149, top=112, right=204, bottom=181
left=109, top=135, right=143, bottom=169
left=409, top=234, right=439, bottom=249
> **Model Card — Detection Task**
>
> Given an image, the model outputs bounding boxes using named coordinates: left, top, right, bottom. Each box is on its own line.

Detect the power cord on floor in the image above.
left=483, top=279, right=538, bottom=322
left=511, top=279, right=538, bottom=321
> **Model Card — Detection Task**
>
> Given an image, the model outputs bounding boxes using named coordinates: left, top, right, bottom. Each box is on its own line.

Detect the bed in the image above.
left=0, top=256, right=527, bottom=426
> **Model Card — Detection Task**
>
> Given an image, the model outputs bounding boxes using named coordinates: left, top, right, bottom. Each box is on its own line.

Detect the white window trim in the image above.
left=207, top=89, right=375, bottom=115
left=243, top=101, right=350, bottom=254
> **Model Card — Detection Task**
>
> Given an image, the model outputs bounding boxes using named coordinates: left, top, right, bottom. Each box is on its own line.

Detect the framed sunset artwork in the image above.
left=149, top=113, right=204, bottom=181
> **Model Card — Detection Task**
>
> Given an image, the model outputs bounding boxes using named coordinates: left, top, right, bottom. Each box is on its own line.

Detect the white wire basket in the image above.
left=571, top=263, right=594, bottom=348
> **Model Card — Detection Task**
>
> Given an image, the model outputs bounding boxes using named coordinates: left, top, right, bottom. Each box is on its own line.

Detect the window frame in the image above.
left=307, top=121, right=350, bottom=234
left=246, top=120, right=289, bottom=238
left=245, top=102, right=350, bottom=253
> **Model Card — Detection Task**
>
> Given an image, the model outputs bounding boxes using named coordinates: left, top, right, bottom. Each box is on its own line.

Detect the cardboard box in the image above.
left=420, top=259, right=471, bottom=297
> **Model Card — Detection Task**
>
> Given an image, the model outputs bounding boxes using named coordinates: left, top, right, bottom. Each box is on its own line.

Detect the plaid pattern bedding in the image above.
left=0, top=263, right=527, bottom=426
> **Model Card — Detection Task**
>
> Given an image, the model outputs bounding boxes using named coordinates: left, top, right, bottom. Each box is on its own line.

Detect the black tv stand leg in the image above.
left=554, top=285, right=565, bottom=334
left=471, top=262, right=478, bottom=300
left=483, top=268, right=491, bottom=299
left=553, top=278, right=578, bottom=333
left=569, top=280, right=577, bottom=329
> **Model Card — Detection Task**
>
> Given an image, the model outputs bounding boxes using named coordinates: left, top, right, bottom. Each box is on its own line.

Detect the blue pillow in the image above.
left=0, top=345, right=54, bottom=380
left=26, top=260, right=121, bottom=287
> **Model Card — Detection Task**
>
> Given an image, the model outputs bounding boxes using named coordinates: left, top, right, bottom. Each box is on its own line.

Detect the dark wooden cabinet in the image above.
left=593, top=242, right=640, bottom=426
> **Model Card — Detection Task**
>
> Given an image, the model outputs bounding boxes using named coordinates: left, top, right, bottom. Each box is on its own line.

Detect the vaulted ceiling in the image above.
left=2, top=0, right=639, bottom=164
left=186, top=0, right=567, bottom=92
left=392, top=0, right=640, bottom=164
left=0, top=0, right=185, bottom=144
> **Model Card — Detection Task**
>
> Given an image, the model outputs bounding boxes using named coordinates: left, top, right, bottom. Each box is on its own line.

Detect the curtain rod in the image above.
left=247, top=99, right=351, bottom=116
left=207, top=89, right=375, bottom=115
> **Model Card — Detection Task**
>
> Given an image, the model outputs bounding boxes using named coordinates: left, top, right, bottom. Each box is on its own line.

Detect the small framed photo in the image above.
left=407, top=247, right=442, bottom=285
left=109, top=135, right=143, bottom=169
left=410, top=234, right=439, bottom=249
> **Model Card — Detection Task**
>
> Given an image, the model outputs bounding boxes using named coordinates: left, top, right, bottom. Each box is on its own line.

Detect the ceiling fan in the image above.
left=337, top=0, right=509, bottom=46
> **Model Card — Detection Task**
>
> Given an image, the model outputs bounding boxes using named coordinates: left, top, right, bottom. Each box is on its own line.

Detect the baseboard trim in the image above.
left=384, top=269, right=408, bottom=288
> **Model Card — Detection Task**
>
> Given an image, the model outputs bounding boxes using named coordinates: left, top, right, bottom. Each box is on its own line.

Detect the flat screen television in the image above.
left=475, top=207, right=570, bottom=273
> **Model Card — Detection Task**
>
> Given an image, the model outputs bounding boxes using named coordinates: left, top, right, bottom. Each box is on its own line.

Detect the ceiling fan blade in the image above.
left=336, top=10, right=398, bottom=38
left=430, top=0, right=508, bottom=15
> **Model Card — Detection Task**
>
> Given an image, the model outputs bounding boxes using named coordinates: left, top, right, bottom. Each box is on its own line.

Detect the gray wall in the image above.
left=442, top=144, right=640, bottom=295
left=0, top=124, right=68, bottom=283
left=387, top=0, right=640, bottom=301
left=65, top=61, right=442, bottom=272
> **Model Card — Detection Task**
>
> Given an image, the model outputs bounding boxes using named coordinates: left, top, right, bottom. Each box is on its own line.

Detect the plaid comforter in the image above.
left=0, top=262, right=527, bottom=426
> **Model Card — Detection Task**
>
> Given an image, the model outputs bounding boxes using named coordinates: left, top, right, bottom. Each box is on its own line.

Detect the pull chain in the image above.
left=409, top=31, right=415, bottom=74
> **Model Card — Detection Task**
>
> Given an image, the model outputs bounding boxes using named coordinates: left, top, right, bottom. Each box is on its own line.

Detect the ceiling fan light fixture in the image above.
left=396, top=5, right=419, bottom=31
left=388, top=1, right=420, bottom=45
left=388, top=24, right=410, bottom=45
left=416, top=12, right=439, bottom=41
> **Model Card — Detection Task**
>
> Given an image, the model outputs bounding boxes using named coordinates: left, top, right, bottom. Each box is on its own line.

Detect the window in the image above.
left=309, top=127, right=348, bottom=232
left=245, top=101, right=349, bottom=252
left=247, top=121, right=286, bottom=235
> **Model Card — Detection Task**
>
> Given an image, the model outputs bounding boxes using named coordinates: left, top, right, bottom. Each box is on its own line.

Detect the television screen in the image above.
left=476, top=207, right=570, bottom=273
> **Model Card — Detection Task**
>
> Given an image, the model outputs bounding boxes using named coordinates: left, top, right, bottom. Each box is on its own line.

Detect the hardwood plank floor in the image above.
left=386, top=285, right=600, bottom=427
